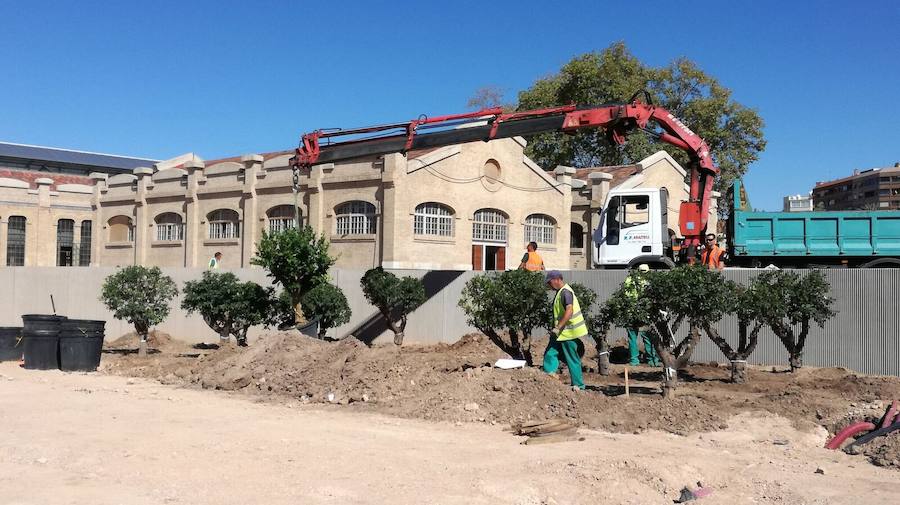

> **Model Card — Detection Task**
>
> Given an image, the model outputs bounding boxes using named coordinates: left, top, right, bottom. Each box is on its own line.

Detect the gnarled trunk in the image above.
left=291, top=293, right=308, bottom=326
left=731, top=360, right=748, bottom=383
left=649, top=321, right=702, bottom=398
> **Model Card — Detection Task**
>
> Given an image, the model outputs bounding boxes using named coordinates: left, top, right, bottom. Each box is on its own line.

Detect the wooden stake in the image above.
left=624, top=366, right=630, bottom=397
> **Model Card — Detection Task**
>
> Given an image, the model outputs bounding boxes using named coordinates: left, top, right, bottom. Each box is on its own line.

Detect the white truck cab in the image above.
left=592, top=187, right=675, bottom=269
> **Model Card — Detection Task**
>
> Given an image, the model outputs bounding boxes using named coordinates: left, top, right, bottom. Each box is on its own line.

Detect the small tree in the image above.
left=704, top=281, right=767, bottom=383
left=360, top=268, right=425, bottom=346
left=459, top=269, right=546, bottom=365
left=100, top=266, right=178, bottom=356
left=251, top=226, right=335, bottom=325
left=754, top=270, right=836, bottom=372
left=564, top=283, right=609, bottom=375
left=300, top=282, right=352, bottom=339
left=181, top=271, right=276, bottom=346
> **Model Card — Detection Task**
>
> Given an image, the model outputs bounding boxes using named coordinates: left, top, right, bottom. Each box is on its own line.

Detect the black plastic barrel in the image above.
left=0, top=327, right=24, bottom=361
left=59, top=319, right=105, bottom=372
left=22, top=315, right=65, bottom=370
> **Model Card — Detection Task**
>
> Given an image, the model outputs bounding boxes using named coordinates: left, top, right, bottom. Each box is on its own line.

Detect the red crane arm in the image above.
left=291, top=97, right=719, bottom=246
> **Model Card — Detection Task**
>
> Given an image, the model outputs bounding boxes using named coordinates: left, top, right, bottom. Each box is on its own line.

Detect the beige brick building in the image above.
left=90, top=137, right=575, bottom=271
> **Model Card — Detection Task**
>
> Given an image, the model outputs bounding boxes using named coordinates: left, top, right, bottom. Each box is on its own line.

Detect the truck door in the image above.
left=594, top=194, right=654, bottom=267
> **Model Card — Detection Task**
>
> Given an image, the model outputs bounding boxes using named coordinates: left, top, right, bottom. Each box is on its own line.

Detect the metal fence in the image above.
left=1, top=267, right=897, bottom=376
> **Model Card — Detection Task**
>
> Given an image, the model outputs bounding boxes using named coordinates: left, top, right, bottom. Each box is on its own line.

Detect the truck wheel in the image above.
left=860, top=258, right=900, bottom=268
left=627, top=256, right=675, bottom=270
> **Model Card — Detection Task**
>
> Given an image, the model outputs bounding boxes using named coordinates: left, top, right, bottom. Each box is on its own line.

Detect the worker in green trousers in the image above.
left=543, top=270, right=588, bottom=390
left=624, top=264, right=660, bottom=366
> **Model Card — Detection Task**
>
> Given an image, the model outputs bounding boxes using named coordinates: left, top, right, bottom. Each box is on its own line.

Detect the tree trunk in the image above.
left=136, top=323, right=149, bottom=357
left=661, top=366, right=678, bottom=397
left=291, top=294, right=308, bottom=326
left=596, top=335, right=610, bottom=376
left=789, top=353, right=802, bottom=372
left=138, top=338, right=147, bottom=357
left=731, top=360, right=748, bottom=383
left=237, top=328, right=249, bottom=347
left=393, top=332, right=404, bottom=346
left=219, top=328, right=231, bottom=344
left=520, top=331, right=533, bottom=367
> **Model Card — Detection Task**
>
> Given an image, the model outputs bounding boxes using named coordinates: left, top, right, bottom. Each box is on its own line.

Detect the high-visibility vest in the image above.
left=553, top=284, right=588, bottom=341
left=208, top=258, right=219, bottom=269
left=701, top=245, right=725, bottom=269
left=524, top=251, right=544, bottom=271
left=623, top=274, right=647, bottom=300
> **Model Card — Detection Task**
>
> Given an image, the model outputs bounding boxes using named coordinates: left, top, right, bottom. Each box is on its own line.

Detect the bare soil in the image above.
left=100, top=331, right=900, bottom=471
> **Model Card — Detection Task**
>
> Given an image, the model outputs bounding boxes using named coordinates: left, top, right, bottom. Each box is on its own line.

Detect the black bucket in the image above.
left=22, top=315, right=65, bottom=370
left=0, top=327, right=24, bottom=361
left=59, top=319, right=105, bottom=372
left=298, top=318, right=320, bottom=338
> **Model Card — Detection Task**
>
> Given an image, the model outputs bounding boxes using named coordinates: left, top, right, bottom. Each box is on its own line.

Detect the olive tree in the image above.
left=459, top=269, right=547, bottom=366
left=251, top=226, right=335, bottom=325
left=300, top=282, right=352, bottom=339
left=181, top=271, right=277, bottom=346
left=360, top=268, right=425, bottom=346
left=754, top=270, right=836, bottom=372
left=100, top=266, right=178, bottom=356
left=704, top=280, right=767, bottom=383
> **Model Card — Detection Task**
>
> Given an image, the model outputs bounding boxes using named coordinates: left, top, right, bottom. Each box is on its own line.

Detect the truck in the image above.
left=592, top=180, right=900, bottom=268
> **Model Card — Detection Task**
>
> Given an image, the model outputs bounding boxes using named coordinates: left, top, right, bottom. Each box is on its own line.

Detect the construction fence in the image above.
left=0, top=268, right=897, bottom=376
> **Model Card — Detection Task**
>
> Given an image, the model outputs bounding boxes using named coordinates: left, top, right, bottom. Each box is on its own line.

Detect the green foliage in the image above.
left=301, top=282, right=352, bottom=339
left=644, top=265, right=733, bottom=327
left=100, top=266, right=178, bottom=338
left=181, top=271, right=276, bottom=345
left=459, top=269, right=548, bottom=364
left=515, top=42, right=766, bottom=199
left=251, top=226, right=335, bottom=322
left=360, top=268, right=426, bottom=345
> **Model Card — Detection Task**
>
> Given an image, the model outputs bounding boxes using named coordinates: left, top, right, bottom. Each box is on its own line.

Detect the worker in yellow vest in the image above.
left=542, top=270, right=589, bottom=390
left=518, top=241, right=545, bottom=271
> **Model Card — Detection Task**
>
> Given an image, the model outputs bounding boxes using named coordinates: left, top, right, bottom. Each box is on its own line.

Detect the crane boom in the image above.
left=290, top=94, right=719, bottom=251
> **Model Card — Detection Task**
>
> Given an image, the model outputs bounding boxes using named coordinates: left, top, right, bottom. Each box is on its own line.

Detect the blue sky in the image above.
left=2, top=0, right=898, bottom=210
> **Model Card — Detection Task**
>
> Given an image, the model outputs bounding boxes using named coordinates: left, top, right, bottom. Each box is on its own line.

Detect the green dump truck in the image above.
left=727, top=180, right=900, bottom=267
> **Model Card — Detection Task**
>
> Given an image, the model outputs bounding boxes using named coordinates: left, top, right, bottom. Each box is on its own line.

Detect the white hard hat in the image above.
left=638, top=264, right=650, bottom=272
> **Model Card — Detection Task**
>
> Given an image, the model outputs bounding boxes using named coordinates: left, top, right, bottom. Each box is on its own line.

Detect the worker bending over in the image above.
left=519, top=242, right=545, bottom=271
left=623, top=264, right=660, bottom=367
left=700, top=234, right=726, bottom=270
left=543, top=270, right=588, bottom=391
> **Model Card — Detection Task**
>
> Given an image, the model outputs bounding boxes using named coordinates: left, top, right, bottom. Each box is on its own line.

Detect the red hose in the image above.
left=825, top=421, right=876, bottom=450
left=878, top=400, right=898, bottom=429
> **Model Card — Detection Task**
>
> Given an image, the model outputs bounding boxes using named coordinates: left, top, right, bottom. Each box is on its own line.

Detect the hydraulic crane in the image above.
left=290, top=91, right=719, bottom=255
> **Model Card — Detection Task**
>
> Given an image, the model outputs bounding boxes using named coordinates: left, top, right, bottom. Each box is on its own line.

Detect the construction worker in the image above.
left=623, top=264, right=660, bottom=367
left=208, top=251, right=222, bottom=269
left=700, top=234, right=726, bottom=270
left=543, top=270, right=588, bottom=391
left=519, top=241, right=545, bottom=271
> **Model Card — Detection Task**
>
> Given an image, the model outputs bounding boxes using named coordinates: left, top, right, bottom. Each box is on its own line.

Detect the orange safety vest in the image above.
left=524, top=251, right=544, bottom=271
left=701, top=245, right=725, bottom=269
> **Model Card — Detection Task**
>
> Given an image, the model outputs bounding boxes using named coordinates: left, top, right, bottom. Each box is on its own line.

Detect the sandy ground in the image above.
left=1, top=362, right=899, bottom=505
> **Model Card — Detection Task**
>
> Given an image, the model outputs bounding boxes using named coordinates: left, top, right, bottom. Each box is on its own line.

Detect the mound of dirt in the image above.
left=101, top=331, right=900, bottom=470
left=106, top=329, right=178, bottom=350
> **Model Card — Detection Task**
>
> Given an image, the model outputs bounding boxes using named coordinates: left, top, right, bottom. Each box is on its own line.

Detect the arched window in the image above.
left=414, top=203, right=453, bottom=237
left=267, top=205, right=298, bottom=233
left=208, top=209, right=240, bottom=239
left=79, top=220, right=92, bottom=266
left=6, top=216, right=26, bottom=266
left=570, top=223, right=584, bottom=249
left=57, top=219, right=75, bottom=266
left=335, top=201, right=376, bottom=235
left=472, top=208, right=507, bottom=243
left=524, top=214, right=556, bottom=245
left=155, top=213, right=184, bottom=241
left=108, top=216, right=134, bottom=242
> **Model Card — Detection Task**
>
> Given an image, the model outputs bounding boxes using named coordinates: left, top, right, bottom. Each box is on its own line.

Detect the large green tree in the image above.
left=479, top=42, right=766, bottom=197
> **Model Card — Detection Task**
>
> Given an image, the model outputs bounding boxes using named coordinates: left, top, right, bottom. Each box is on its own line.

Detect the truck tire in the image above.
left=860, top=258, right=900, bottom=268
left=627, top=256, right=675, bottom=270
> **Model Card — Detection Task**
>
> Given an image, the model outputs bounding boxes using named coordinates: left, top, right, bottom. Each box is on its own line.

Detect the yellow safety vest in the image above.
left=553, top=284, right=588, bottom=341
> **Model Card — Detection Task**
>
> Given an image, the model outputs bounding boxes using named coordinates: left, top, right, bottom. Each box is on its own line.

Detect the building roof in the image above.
left=571, top=164, right=642, bottom=188
left=0, top=142, right=158, bottom=172
left=0, top=168, right=92, bottom=190
left=814, top=165, right=900, bottom=188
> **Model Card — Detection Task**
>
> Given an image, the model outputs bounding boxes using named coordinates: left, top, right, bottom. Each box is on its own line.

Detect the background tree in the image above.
left=181, top=271, right=277, bottom=346
left=467, top=85, right=516, bottom=111
left=100, top=266, right=177, bottom=356
left=458, top=269, right=546, bottom=365
left=509, top=42, right=765, bottom=201
left=753, top=270, right=836, bottom=372
left=360, top=268, right=425, bottom=346
left=704, top=280, right=767, bottom=383
left=251, top=226, right=335, bottom=325
left=300, top=282, right=352, bottom=339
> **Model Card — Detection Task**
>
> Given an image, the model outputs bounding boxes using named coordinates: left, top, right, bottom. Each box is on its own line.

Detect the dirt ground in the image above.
left=101, top=331, right=900, bottom=471
left=3, top=362, right=900, bottom=505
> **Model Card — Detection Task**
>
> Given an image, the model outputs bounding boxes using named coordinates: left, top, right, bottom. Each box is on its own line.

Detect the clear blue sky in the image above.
left=2, top=0, right=898, bottom=210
